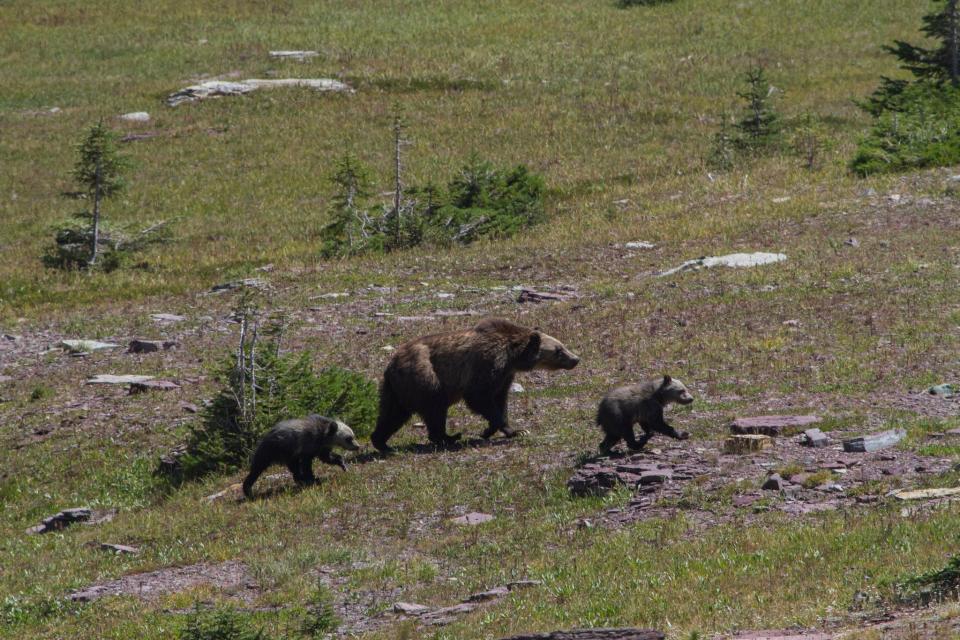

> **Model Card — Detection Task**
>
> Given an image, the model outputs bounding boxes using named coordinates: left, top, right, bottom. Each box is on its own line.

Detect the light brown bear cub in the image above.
left=371, top=318, right=580, bottom=452
left=596, top=376, right=694, bottom=454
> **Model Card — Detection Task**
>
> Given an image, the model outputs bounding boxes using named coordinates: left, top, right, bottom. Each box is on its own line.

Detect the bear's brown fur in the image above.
left=371, top=318, right=579, bottom=452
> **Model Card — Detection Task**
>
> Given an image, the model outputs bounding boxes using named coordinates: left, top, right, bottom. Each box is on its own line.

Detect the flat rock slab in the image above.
left=269, top=50, right=319, bottom=60
left=731, top=415, right=820, bottom=437
left=893, top=487, right=960, bottom=501
left=724, top=434, right=773, bottom=454
left=129, top=380, right=180, bottom=393
left=26, top=507, right=91, bottom=534
left=727, top=632, right=832, bottom=640
left=499, top=630, right=665, bottom=640
left=660, top=252, right=786, bottom=276
left=88, top=374, right=155, bottom=385
left=451, top=512, right=494, bottom=526
left=842, top=428, right=906, bottom=453
left=93, top=542, right=140, bottom=554
left=150, top=313, right=185, bottom=323
left=517, top=289, right=576, bottom=303
left=60, top=339, right=120, bottom=353
left=119, top=111, right=150, bottom=122
left=167, top=78, right=353, bottom=106
left=393, top=602, right=431, bottom=615
left=128, top=339, right=178, bottom=354
left=209, top=278, right=266, bottom=293
left=69, top=560, right=252, bottom=602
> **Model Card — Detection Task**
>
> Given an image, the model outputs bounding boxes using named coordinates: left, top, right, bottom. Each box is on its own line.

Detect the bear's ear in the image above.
left=660, top=375, right=672, bottom=388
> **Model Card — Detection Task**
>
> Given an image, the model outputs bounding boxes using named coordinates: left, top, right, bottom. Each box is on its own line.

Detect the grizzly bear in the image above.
left=596, top=376, right=694, bottom=454
left=371, top=318, right=580, bottom=452
left=243, top=414, right=360, bottom=498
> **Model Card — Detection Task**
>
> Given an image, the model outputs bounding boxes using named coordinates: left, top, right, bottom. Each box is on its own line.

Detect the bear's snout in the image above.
left=678, top=394, right=694, bottom=405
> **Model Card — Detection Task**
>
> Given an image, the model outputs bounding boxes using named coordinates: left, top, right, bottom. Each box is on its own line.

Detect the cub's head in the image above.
left=517, top=331, right=580, bottom=371
left=331, top=420, right=361, bottom=451
left=656, top=375, right=694, bottom=406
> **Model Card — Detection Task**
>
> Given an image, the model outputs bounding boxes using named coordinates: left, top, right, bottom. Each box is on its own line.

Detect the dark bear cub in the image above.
left=596, top=375, right=694, bottom=454
left=243, top=414, right=360, bottom=498
left=371, top=317, right=580, bottom=452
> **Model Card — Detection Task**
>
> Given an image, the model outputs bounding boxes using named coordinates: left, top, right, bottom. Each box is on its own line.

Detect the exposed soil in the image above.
left=69, top=560, right=256, bottom=603
left=570, top=431, right=957, bottom=530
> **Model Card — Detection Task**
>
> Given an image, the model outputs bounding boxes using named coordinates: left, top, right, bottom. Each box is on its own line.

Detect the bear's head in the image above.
left=332, top=420, right=361, bottom=451
left=516, top=331, right=580, bottom=371
left=656, top=375, right=694, bottom=406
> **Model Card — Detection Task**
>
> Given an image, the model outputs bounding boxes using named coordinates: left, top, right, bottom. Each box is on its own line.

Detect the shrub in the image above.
left=178, top=606, right=267, bottom=640
left=850, top=82, right=960, bottom=176
left=899, top=555, right=960, bottom=604
left=320, top=155, right=545, bottom=257
left=180, top=348, right=378, bottom=481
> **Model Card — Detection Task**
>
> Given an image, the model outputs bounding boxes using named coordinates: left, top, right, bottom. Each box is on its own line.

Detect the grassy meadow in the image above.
left=3, top=1, right=960, bottom=639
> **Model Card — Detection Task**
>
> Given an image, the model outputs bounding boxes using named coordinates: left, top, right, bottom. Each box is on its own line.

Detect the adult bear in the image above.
left=371, top=318, right=580, bottom=452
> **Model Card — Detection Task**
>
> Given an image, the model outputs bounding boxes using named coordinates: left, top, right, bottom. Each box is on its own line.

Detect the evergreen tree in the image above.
left=733, top=67, right=781, bottom=151
left=320, top=154, right=374, bottom=257
left=72, top=120, right=128, bottom=265
left=863, top=0, right=960, bottom=115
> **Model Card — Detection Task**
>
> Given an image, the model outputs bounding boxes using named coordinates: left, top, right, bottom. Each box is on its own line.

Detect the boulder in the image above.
left=730, top=415, right=821, bottom=437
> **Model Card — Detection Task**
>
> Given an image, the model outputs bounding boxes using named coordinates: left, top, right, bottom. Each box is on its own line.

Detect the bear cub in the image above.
left=596, top=375, right=694, bottom=454
left=243, top=414, right=360, bottom=498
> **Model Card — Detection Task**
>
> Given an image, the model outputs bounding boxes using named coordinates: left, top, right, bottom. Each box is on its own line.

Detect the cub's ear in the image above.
left=660, top=375, right=672, bottom=388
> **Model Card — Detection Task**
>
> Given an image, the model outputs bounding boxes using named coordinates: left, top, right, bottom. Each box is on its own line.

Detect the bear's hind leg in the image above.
left=598, top=432, right=622, bottom=455
left=627, top=425, right=652, bottom=451
left=298, top=456, right=317, bottom=485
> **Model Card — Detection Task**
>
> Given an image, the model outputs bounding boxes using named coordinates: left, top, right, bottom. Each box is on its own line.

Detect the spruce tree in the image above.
left=733, top=67, right=781, bottom=151
left=72, top=120, right=127, bottom=265
left=864, top=0, right=960, bottom=115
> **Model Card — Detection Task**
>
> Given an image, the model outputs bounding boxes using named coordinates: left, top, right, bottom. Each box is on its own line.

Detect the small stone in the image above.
left=269, top=50, right=319, bottom=60
left=842, top=428, right=906, bottom=453
left=782, top=319, right=801, bottom=327
left=802, top=428, right=830, bottom=448
left=87, top=374, right=155, bottom=386
left=150, top=313, right=186, bottom=323
left=129, top=380, right=180, bottom=393
left=771, top=196, right=792, bottom=203
left=733, top=494, right=761, bottom=507
left=209, top=278, right=265, bottom=293
left=762, top=474, right=784, bottom=491
left=928, top=383, right=957, bottom=398
left=465, top=586, right=509, bottom=602
left=843, top=237, right=860, bottom=248
left=730, top=415, right=821, bottom=437
left=60, top=339, right=120, bottom=353
left=723, top=434, right=773, bottom=454
left=95, top=542, right=139, bottom=554
left=128, top=339, right=178, bottom=354
left=393, top=602, right=431, bottom=616
left=451, top=512, right=494, bottom=526
left=119, top=111, right=150, bottom=122
left=510, top=382, right=524, bottom=393
left=625, top=241, right=655, bottom=250
left=179, top=401, right=199, bottom=414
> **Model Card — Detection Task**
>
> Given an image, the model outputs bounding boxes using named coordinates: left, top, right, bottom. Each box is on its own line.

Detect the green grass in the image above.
left=3, top=1, right=960, bottom=639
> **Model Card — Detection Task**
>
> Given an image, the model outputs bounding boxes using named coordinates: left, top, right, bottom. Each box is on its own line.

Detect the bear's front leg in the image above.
left=319, top=449, right=348, bottom=471
left=423, top=407, right=461, bottom=447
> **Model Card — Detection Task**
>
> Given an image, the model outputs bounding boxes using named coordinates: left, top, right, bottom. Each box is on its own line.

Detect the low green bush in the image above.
left=179, top=347, right=377, bottom=482
left=851, top=82, right=960, bottom=176
left=178, top=606, right=267, bottom=640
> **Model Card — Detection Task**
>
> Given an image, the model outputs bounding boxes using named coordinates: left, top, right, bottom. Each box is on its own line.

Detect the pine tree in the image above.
left=733, top=67, right=781, bottom=151
left=72, top=120, right=128, bottom=265
left=320, top=154, right=374, bottom=256
left=863, top=0, right=960, bottom=115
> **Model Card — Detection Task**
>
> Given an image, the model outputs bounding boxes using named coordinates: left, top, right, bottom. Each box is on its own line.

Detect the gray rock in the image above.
left=209, top=278, right=265, bottom=293
left=269, top=50, right=319, bottom=60
left=119, top=111, right=150, bottom=122
left=465, top=586, right=509, bottom=602
left=128, top=339, right=178, bottom=354
left=842, top=428, right=906, bottom=453
left=843, top=237, right=860, bottom=248
left=60, top=339, right=120, bottom=353
left=660, top=252, right=786, bottom=277
left=762, top=474, right=785, bottom=491
left=87, top=374, right=155, bottom=385
left=150, top=313, right=186, bottom=323
left=393, top=602, right=431, bottom=616
left=802, top=428, right=830, bottom=448
left=451, top=512, right=494, bottom=526
left=96, top=543, right=139, bottom=554
left=26, top=507, right=92, bottom=534
left=129, top=380, right=180, bottom=393
left=624, top=241, right=655, bottom=250
left=731, top=415, right=821, bottom=437
left=510, top=382, right=525, bottom=393
left=167, top=78, right=353, bottom=107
